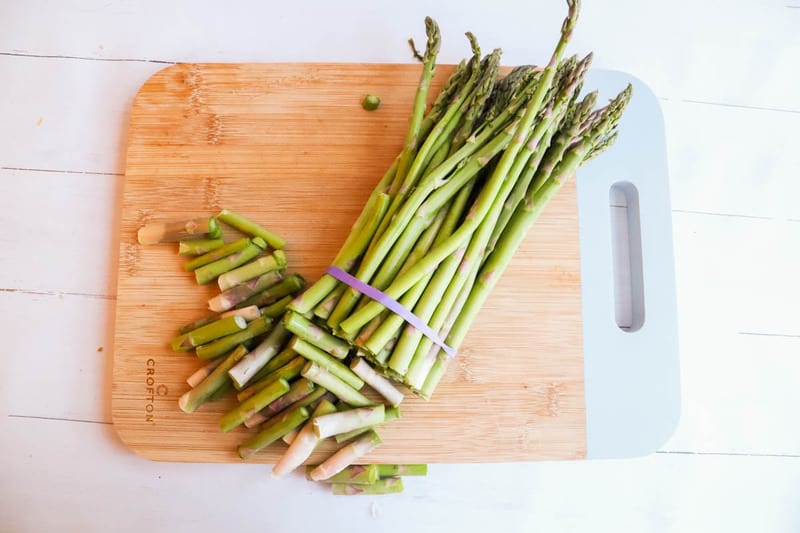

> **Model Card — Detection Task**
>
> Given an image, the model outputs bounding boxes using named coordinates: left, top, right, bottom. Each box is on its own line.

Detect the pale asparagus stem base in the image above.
left=171, top=315, right=247, bottom=352
left=208, top=270, right=285, bottom=312
left=331, top=477, right=403, bottom=495
left=312, top=405, right=385, bottom=439
left=281, top=428, right=299, bottom=445
left=308, top=431, right=382, bottom=481
left=334, top=406, right=400, bottom=443
left=228, top=322, right=292, bottom=389
left=217, top=250, right=287, bottom=291
left=261, top=378, right=316, bottom=416
left=218, top=378, right=290, bottom=433
left=138, top=216, right=220, bottom=245
left=217, top=209, right=286, bottom=250
left=301, top=362, right=372, bottom=407
left=306, top=464, right=379, bottom=485
left=178, top=345, right=249, bottom=413
left=350, top=358, right=404, bottom=407
left=186, top=357, right=224, bottom=388
left=238, top=273, right=305, bottom=309
left=272, top=399, right=338, bottom=478
left=283, top=311, right=350, bottom=359
left=290, top=338, right=364, bottom=390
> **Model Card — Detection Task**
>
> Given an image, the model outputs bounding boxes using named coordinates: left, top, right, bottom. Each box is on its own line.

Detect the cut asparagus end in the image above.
left=331, top=477, right=403, bottom=495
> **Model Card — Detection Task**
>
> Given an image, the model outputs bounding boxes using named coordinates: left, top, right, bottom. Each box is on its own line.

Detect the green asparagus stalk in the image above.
left=217, top=250, right=287, bottom=291
left=183, top=238, right=251, bottom=271
left=178, top=238, right=224, bottom=256
left=194, top=237, right=266, bottom=285
left=206, top=379, right=232, bottom=402
left=246, top=345, right=298, bottom=387
left=195, top=316, right=272, bottom=360
left=331, top=477, right=403, bottom=495
left=283, top=311, right=350, bottom=359
left=138, top=216, right=220, bottom=245
left=186, top=356, right=224, bottom=388
left=219, top=378, right=290, bottom=432
left=171, top=315, right=247, bottom=352
left=350, top=358, right=404, bottom=407
left=260, top=378, right=316, bottom=417
left=313, top=284, right=347, bottom=320
left=301, top=361, right=372, bottom=407
left=308, top=430, right=382, bottom=481
left=217, top=209, right=286, bottom=250
left=260, top=295, right=294, bottom=318
left=236, top=355, right=305, bottom=402
left=306, top=464, right=379, bottom=485
left=236, top=273, right=305, bottom=309
left=244, top=383, right=330, bottom=429
left=290, top=338, right=363, bottom=390
left=312, top=405, right=385, bottom=439
left=210, top=268, right=284, bottom=313
left=178, top=305, right=260, bottom=335
left=237, top=405, right=310, bottom=459
left=272, top=399, right=339, bottom=478
left=376, top=464, right=428, bottom=477
left=334, top=406, right=400, bottom=444
left=178, top=345, right=248, bottom=413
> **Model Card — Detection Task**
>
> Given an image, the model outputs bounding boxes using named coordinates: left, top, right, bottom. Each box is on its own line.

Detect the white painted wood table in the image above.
left=1, top=1, right=798, bottom=531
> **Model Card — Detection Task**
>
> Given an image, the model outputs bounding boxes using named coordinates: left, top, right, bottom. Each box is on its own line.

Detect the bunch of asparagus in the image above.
left=289, top=0, right=631, bottom=398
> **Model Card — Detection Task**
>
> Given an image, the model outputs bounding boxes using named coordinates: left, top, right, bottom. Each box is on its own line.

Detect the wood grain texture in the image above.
left=112, top=62, right=586, bottom=464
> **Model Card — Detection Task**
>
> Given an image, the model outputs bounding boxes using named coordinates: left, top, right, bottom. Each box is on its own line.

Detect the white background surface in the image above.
left=1, top=1, right=799, bottom=531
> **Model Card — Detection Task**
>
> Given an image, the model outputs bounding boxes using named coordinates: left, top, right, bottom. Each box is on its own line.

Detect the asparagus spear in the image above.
left=237, top=405, right=310, bottom=459
left=376, top=464, right=428, bottom=477
left=138, top=216, right=220, bottom=244
left=245, top=386, right=330, bottom=429
left=219, top=378, right=290, bottom=432
left=312, top=405, right=385, bottom=439
left=301, top=362, right=372, bottom=407
left=178, top=345, right=248, bottom=413
left=211, top=269, right=286, bottom=314
left=171, top=315, right=247, bottom=352
left=216, top=250, right=287, bottom=291
left=235, top=273, right=305, bottom=309
left=305, top=464, right=379, bottom=485
left=272, top=399, right=339, bottom=478
left=217, top=209, right=286, bottom=250
left=228, top=322, right=292, bottom=389
left=260, top=378, right=316, bottom=417
left=308, top=430, right=382, bottom=481
left=195, top=316, right=272, bottom=360
left=178, top=238, right=224, bottom=256
left=331, top=477, right=403, bottom=495
left=350, top=358, right=404, bottom=407
left=290, top=338, right=364, bottom=390
left=178, top=305, right=260, bottom=335
left=313, top=284, right=347, bottom=320
left=194, top=237, right=266, bottom=285
left=260, top=295, right=294, bottom=319
left=283, top=311, right=350, bottom=359
left=183, top=238, right=251, bottom=271
left=236, top=355, right=306, bottom=402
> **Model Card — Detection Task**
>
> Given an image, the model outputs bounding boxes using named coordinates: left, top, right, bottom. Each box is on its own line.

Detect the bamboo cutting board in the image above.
left=112, top=63, right=586, bottom=463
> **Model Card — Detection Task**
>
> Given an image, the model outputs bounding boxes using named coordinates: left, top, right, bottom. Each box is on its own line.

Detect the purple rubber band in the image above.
left=326, top=266, right=457, bottom=358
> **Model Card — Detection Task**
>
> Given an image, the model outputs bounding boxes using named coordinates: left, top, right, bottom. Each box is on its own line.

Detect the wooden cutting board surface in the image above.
left=112, top=62, right=586, bottom=463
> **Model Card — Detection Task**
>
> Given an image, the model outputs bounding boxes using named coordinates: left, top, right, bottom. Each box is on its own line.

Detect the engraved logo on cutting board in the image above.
left=145, top=358, right=169, bottom=423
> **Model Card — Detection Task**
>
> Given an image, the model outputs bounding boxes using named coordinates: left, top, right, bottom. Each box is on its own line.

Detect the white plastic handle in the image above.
left=577, top=70, right=681, bottom=459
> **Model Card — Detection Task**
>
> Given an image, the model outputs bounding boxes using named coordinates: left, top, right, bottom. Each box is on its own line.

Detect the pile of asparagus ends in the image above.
left=290, top=0, right=631, bottom=397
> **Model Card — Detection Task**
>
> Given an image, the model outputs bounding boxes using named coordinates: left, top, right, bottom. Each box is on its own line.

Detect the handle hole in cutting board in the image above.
left=610, top=181, right=645, bottom=332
